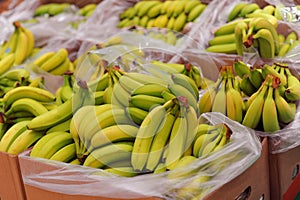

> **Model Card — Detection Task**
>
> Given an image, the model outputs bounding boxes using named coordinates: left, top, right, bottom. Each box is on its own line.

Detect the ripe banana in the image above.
left=227, top=3, right=247, bottom=21
left=131, top=83, right=169, bottom=97
left=0, top=53, right=15, bottom=76
left=274, top=88, right=295, bottom=124
left=130, top=94, right=165, bottom=111
left=40, top=48, right=68, bottom=72
left=7, top=129, right=44, bottom=155
left=208, top=33, right=236, bottom=46
left=13, top=22, right=29, bottom=65
left=126, top=106, right=148, bottom=125
left=3, top=86, right=55, bottom=109
left=211, top=79, right=226, bottom=115
left=5, top=98, right=48, bottom=117
left=262, top=86, right=280, bottom=132
left=285, top=68, right=300, bottom=101
left=187, top=3, right=206, bottom=22
left=206, top=43, right=237, bottom=54
left=171, top=73, right=199, bottom=100
left=131, top=104, right=167, bottom=171
left=49, top=143, right=76, bottom=163
left=239, top=3, right=260, bottom=17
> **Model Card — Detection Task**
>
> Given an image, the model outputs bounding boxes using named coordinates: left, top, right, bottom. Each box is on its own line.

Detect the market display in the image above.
left=0, top=0, right=300, bottom=199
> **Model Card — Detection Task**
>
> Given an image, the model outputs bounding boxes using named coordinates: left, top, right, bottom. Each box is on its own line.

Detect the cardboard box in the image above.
left=0, top=151, right=26, bottom=200
left=283, top=170, right=300, bottom=200
left=0, top=0, right=23, bottom=13
left=269, top=144, right=300, bottom=200
left=203, top=137, right=270, bottom=200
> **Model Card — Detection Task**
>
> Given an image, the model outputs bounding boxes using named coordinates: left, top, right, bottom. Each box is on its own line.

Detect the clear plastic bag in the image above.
left=19, top=112, right=261, bottom=199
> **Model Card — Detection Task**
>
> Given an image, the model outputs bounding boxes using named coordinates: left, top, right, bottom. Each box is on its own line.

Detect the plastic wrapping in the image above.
left=19, top=112, right=261, bottom=199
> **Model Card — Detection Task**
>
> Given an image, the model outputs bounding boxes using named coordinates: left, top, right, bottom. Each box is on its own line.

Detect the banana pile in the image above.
left=227, top=3, right=283, bottom=22
left=30, top=48, right=73, bottom=76
left=207, top=16, right=299, bottom=58
left=0, top=21, right=35, bottom=73
left=33, top=3, right=72, bottom=17
left=118, top=0, right=206, bottom=32
left=199, top=60, right=300, bottom=133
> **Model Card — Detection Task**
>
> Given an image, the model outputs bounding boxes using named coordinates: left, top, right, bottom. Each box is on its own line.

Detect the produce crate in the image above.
left=203, top=137, right=270, bottom=200
left=0, top=152, right=26, bottom=200
left=283, top=171, right=300, bottom=200
left=269, top=144, right=300, bottom=200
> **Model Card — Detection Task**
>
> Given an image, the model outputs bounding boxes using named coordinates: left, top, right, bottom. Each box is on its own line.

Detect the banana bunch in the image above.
left=118, top=0, right=206, bottom=32
left=31, top=48, right=73, bottom=76
left=0, top=21, right=35, bottom=70
left=242, top=72, right=297, bottom=132
left=77, top=3, right=97, bottom=17
left=207, top=17, right=281, bottom=58
left=132, top=28, right=179, bottom=45
left=30, top=131, right=76, bottom=163
left=278, top=31, right=300, bottom=57
left=33, top=3, right=72, bottom=17
left=227, top=3, right=283, bottom=22
left=198, top=65, right=245, bottom=123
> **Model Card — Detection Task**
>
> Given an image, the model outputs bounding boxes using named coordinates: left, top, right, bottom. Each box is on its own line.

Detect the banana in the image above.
left=129, top=94, right=165, bottom=111
left=32, top=51, right=56, bottom=67
left=154, top=14, right=168, bottom=28
left=262, top=64, right=286, bottom=86
left=168, top=83, right=198, bottom=112
left=187, top=3, right=206, bottom=22
left=226, top=78, right=244, bottom=123
left=253, top=28, right=275, bottom=58
left=234, top=20, right=248, bottom=56
left=262, top=86, right=280, bottom=132
left=285, top=69, right=300, bottom=101
left=20, top=26, right=35, bottom=57
left=94, top=73, right=109, bottom=91
left=31, top=131, right=73, bottom=159
left=184, top=1, right=201, bottom=14
left=274, top=88, right=295, bottom=124
left=206, top=43, right=237, bottom=54
left=139, top=15, right=149, bottom=27
left=2, top=68, right=30, bottom=82
left=227, top=3, right=248, bottom=21
left=3, top=86, right=55, bottom=109
left=0, top=53, right=15, bottom=76
left=7, top=129, right=44, bottom=155
left=245, top=12, right=278, bottom=28
left=5, top=98, right=48, bottom=117
left=13, top=22, right=28, bottom=65
left=0, top=120, right=29, bottom=152
left=198, top=86, right=217, bottom=114
left=83, top=142, right=133, bottom=169
left=137, top=1, right=161, bottom=17
left=2, top=30, right=18, bottom=55
left=242, top=82, right=268, bottom=129
left=46, top=118, right=71, bottom=134
left=150, top=60, right=185, bottom=74
left=126, top=106, right=148, bottom=125
left=123, top=72, right=168, bottom=86
left=120, top=7, right=136, bottom=20
left=48, top=3, right=70, bottom=16
left=147, top=3, right=162, bottom=18
left=171, top=73, right=199, bottom=100
left=26, top=97, right=74, bottom=131
left=40, top=48, right=68, bottom=72
left=48, top=142, right=76, bottom=162
left=49, top=57, right=71, bottom=75
left=34, top=4, right=51, bottom=16
left=146, top=105, right=178, bottom=171
left=239, top=3, right=260, bottom=17
left=78, top=4, right=97, bottom=16
left=214, top=19, right=251, bottom=36
left=208, top=33, right=236, bottom=46
left=185, top=105, right=198, bottom=153
left=60, top=74, right=74, bottom=102
left=90, top=124, right=138, bottom=151
left=131, top=83, right=169, bottom=97
left=104, top=167, right=138, bottom=177
left=165, top=106, right=188, bottom=170
left=173, top=12, right=186, bottom=31
left=233, top=60, right=250, bottom=78
left=274, top=7, right=283, bottom=20
left=211, top=79, right=226, bottom=115
left=81, top=108, right=132, bottom=149
left=118, top=74, right=143, bottom=93
left=262, top=5, right=275, bottom=15
left=285, top=31, right=298, bottom=44
left=249, top=68, right=264, bottom=89
left=131, top=104, right=167, bottom=171
left=277, top=43, right=291, bottom=57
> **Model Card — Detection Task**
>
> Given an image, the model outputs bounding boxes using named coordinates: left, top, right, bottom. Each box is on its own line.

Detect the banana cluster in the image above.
left=118, top=0, right=206, bottom=32
left=278, top=31, right=300, bottom=57
left=228, top=3, right=283, bottom=22
left=242, top=72, right=297, bottom=133
left=31, top=48, right=73, bottom=76
left=206, top=16, right=299, bottom=58
left=132, top=28, right=178, bottom=45
left=199, top=65, right=245, bottom=123
left=77, top=3, right=97, bottom=17
left=34, top=3, right=72, bottom=17
left=0, top=21, right=35, bottom=72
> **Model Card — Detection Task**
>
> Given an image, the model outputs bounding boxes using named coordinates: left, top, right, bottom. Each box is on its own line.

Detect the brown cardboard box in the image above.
left=0, top=0, right=23, bottom=13
left=269, top=144, right=300, bottom=200
left=0, top=151, right=26, bottom=200
left=203, top=137, right=270, bottom=200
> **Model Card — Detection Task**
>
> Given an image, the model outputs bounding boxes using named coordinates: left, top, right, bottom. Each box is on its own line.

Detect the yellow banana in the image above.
left=147, top=3, right=162, bottom=18
left=253, top=28, right=275, bottom=58
left=137, top=1, right=161, bottom=17
left=206, top=43, right=237, bottom=54
left=173, top=0, right=186, bottom=18
left=20, top=26, right=35, bottom=57
left=13, top=24, right=28, bottom=65
left=184, top=1, right=201, bottom=14
left=274, top=88, right=295, bottom=124
left=245, top=12, right=278, bottom=28
left=262, top=5, right=275, bottom=15
left=7, top=129, right=44, bottom=155
left=46, top=118, right=71, bottom=134
left=226, top=78, right=244, bottom=123
left=5, top=98, right=48, bottom=117
left=187, top=3, right=206, bottom=22
left=131, top=104, right=167, bottom=171
left=49, top=143, right=76, bottom=163
left=32, top=51, right=56, bottom=67
left=208, top=33, right=236, bottom=46
left=129, top=94, right=165, bottom=111
left=173, top=12, right=187, bottom=31
left=0, top=53, right=15, bottom=76
left=239, top=3, right=260, bottom=17
left=49, top=57, right=71, bottom=75
left=126, top=106, right=148, bottom=125
left=227, top=3, right=248, bottom=21
left=211, top=79, right=226, bottom=115
left=262, top=86, right=280, bottom=132
left=104, top=167, right=138, bottom=177
left=40, top=48, right=68, bottom=72
left=235, top=21, right=248, bottom=56
left=284, top=68, right=300, bottom=101
left=154, top=14, right=168, bottom=28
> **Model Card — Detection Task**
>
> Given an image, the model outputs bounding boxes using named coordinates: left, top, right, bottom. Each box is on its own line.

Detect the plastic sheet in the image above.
left=19, top=112, right=261, bottom=199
